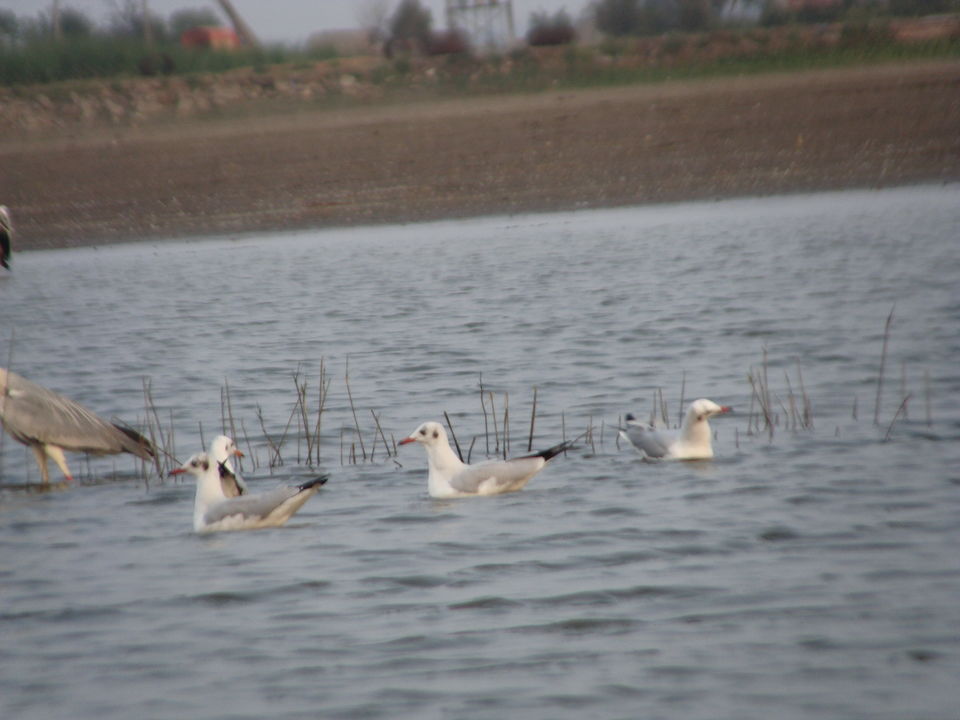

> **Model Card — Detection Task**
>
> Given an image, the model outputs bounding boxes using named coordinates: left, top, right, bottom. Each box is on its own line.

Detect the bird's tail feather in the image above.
left=112, top=423, right=156, bottom=458
left=298, top=474, right=329, bottom=492
left=526, top=440, right=575, bottom=462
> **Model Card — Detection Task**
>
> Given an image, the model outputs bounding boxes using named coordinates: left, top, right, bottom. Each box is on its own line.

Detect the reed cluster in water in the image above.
left=37, top=307, right=917, bottom=486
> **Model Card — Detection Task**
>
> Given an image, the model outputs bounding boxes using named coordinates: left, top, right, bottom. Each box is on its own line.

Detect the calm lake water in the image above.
left=1, top=185, right=959, bottom=719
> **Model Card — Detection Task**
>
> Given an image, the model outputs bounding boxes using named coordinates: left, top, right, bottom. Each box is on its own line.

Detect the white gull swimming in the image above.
left=619, top=398, right=731, bottom=460
left=170, top=451, right=327, bottom=532
left=209, top=434, right=248, bottom=497
left=399, top=420, right=572, bottom=498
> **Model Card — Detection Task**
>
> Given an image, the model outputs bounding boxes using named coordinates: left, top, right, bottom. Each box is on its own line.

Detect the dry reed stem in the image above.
left=678, top=370, right=686, bottom=429
left=371, top=409, right=391, bottom=459
left=503, top=392, right=510, bottom=460
left=478, top=375, right=489, bottom=455
left=874, top=305, right=894, bottom=425
left=884, top=393, right=911, bottom=442
left=488, top=392, right=499, bottom=454
left=527, top=386, right=538, bottom=452
left=443, top=411, right=464, bottom=462
left=344, top=358, right=366, bottom=461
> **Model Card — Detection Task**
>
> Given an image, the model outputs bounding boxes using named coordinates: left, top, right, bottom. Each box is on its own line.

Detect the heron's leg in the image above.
left=30, top=444, right=50, bottom=484
left=43, top=445, right=74, bottom=483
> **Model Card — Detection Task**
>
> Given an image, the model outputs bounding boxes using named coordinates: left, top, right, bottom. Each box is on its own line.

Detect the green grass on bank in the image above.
left=0, top=38, right=333, bottom=86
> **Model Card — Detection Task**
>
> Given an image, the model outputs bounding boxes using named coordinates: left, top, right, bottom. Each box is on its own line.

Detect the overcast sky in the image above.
left=5, top=1, right=593, bottom=44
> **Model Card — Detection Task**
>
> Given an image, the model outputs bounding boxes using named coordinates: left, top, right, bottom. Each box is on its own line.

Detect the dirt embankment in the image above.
left=3, top=60, right=959, bottom=250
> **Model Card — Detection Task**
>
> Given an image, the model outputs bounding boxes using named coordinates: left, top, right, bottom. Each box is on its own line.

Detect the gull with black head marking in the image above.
left=399, top=420, right=573, bottom=498
left=170, top=451, right=327, bottom=533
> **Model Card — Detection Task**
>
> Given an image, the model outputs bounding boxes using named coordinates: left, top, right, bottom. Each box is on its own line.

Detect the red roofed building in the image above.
left=180, top=27, right=241, bottom=50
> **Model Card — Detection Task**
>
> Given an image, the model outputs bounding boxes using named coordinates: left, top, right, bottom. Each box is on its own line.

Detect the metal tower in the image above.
left=445, top=0, right=516, bottom=52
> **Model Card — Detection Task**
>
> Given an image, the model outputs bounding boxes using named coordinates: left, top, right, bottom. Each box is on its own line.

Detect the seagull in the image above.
left=209, top=434, right=247, bottom=497
left=170, top=452, right=328, bottom=533
left=0, top=205, right=12, bottom=270
left=399, top=420, right=573, bottom=498
left=0, top=367, right=155, bottom=484
left=619, top=398, right=731, bottom=460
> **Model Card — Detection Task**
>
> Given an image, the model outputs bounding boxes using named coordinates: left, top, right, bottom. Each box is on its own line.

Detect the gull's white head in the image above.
left=210, top=435, right=243, bottom=464
left=398, top=421, right=448, bottom=448
left=686, top=398, right=731, bottom=424
left=169, top=452, right=212, bottom=479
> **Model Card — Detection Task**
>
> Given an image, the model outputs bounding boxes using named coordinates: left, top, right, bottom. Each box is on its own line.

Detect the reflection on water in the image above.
left=1, top=186, right=959, bottom=719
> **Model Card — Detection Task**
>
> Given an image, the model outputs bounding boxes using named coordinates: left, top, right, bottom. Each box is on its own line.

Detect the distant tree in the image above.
left=59, top=7, right=95, bottom=39
left=108, top=0, right=168, bottom=43
left=357, top=0, right=391, bottom=44
left=594, top=0, right=642, bottom=37
left=678, top=0, right=712, bottom=31
left=888, top=0, right=956, bottom=15
left=0, top=9, right=17, bottom=44
left=527, top=10, right=576, bottom=46
left=388, top=0, right=432, bottom=51
left=596, top=0, right=714, bottom=36
left=170, top=8, right=223, bottom=38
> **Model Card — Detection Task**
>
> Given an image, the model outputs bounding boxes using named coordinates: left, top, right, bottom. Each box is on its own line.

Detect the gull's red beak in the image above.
left=169, top=467, right=187, bottom=476
left=720, top=406, right=732, bottom=414
left=234, top=448, right=245, bottom=458
left=398, top=437, right=416, bottom=445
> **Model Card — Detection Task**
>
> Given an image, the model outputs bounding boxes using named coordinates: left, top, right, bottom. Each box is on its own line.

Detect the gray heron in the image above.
left=0, top=367, right=155, bottom=484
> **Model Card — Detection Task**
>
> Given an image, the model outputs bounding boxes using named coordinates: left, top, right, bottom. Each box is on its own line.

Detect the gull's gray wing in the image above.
left=449, top=456, right=545, bottom=494
left=1, top=369, right=152, bottom=458
left=203, top=476, right=327, bottom=524
left=621, top=425, right=672, bottom=458
left=203, top=486, right=298, bottom=525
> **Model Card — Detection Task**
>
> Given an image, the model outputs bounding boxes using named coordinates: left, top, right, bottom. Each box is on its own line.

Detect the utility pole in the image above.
left=216, top=0, right=260, bottom=48
left=141, top=0, right=154, bottom=47
left=51, top=0, right=62, bottom=41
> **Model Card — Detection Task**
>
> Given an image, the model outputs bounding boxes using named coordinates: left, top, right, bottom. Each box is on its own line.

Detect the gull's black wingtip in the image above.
left=299, top=474, right=329, bottom=491
left=535, top=439, right=576, bottom=462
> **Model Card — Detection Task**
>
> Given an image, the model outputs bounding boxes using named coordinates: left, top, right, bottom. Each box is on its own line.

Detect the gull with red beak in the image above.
left=619, top=398, right=731, bottom=460
left=399, top=420, right=573, bottom=498
left=170, top=451, right=327, bottom=533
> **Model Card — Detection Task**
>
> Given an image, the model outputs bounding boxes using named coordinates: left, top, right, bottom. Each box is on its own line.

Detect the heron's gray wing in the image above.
left=449, top=457, right=544, bottom=493
left=622, top=425, right=672, bottom=458
left=2, top=370, right=148, bottom=456
left=203, top=486, right=299, bottom=525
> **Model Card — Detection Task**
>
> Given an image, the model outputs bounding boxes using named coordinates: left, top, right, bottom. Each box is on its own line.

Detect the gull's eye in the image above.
left=433, top=430, right=439, bottom=439
left=420, top=428, right=426, bottom=435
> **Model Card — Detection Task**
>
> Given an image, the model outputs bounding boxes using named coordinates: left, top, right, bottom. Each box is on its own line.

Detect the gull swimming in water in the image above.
left=0, top=367, right=154, bottom=484
left=619, top=398, right=731, bottom=460
left=209, top=434, right=247, bottom=497
left=399, top=420, right=573, bottom=498
left=170, top=452, right=327, bottom=533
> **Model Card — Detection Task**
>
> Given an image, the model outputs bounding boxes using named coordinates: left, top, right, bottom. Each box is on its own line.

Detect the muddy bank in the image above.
left=3, top=60, right=958, bottom=250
